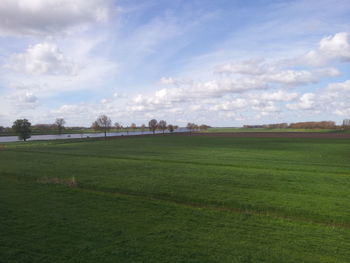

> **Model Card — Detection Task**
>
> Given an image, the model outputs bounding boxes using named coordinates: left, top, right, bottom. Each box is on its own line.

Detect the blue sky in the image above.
left=0, top=0, right=350, bottom=127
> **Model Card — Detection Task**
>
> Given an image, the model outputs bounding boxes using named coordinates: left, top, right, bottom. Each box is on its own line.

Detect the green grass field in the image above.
left=204, top=127, right=350, bottom=133
left=1, top=135, right=350, bottom=262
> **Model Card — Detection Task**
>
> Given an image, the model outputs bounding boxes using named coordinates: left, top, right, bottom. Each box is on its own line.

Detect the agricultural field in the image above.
left=1, top=134, right=350, bottom=262
left=203, top=127, right=350, bottom=133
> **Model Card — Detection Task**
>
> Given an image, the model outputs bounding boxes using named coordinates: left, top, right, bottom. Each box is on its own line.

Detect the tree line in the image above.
left=91, top=115, right=181, bottom=138
left=5, top=115, right=206, bottom=141
left=4, top=118, right=66, bottom=141
left=243, top=121, right=349, bottom=129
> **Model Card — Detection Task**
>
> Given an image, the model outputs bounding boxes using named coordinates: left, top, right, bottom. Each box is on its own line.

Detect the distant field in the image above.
left=204, top=127, right=349, bottom=133
left=1, top=135, right=350, bottom=262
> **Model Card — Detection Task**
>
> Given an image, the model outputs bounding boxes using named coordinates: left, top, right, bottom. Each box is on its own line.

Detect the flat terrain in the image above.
left=1, top=134, right=350, bottom=262
left=203, top=127, right=350, bottom=133
left=194, top=131, right=350, bottom=138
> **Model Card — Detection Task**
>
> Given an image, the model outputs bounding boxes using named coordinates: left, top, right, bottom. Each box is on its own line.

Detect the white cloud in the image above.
left=260, top=68, right=340, bottom=85
left=334, top=108, right=350, bottom=116
left=128, top=78, right=268, bottom=113
left=0, top=0, right=113, bottom=36
left=286, top=93, right=316, bottom=110
left=303, top=32, right=350, bottom=66
left=159, top=77, right=179, bottom=85
left=189, top=105, right=203, bottom=111
left=216, top=58, right=339, bottom=86
left=210, top=99, right=247, bottom=111
left=6, top=91, right=39, bottom=109
left=19, top=92, right=38, bottom=104
left=250, top=90, right=299, bottom=102
left=252, top=100, right=279, bottom=113
left=327, top=79, right=350, bottom=91
left=215, top=58, right=274, bottom=75
left=6, top=42, right=78, bottom=75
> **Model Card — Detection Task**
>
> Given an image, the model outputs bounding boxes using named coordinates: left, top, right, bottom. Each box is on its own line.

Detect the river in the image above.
left=0, top=128, right=189, bottom=143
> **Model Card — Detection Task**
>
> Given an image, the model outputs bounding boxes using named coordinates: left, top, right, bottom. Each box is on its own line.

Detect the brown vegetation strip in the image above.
left=89, top=132, right=191, bottom=141
left=193, top=132, right=350, bottom=139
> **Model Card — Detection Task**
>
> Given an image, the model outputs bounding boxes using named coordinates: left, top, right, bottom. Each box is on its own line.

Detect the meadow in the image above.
left=1, top=134, right=350, bottom=262
left=204, top=127, right=350, bottom=133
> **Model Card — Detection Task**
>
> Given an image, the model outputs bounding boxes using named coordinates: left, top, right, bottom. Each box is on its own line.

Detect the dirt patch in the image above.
left=37, top=176, right=77, bottom=188
left=192, top=132, right=350, bottom=139
left=0, top=144, right=6, bottom=150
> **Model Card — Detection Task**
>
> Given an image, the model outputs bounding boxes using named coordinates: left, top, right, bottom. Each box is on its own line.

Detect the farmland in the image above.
left=203, top=127, right=350, bottom=133
left=1, top=134, right=350, bottom=262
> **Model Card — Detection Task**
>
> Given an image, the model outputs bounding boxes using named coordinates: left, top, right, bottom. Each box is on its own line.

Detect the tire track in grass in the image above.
left=6, top=150, right=350, bottom=229
left=4, top=172, right=350, bottom=231
left=73, top=185, right=350, bottom=230
left=8, top=149, right=350, bottom=176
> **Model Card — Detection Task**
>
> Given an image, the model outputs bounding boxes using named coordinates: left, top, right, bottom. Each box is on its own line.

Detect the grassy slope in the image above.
left=1, top=135, right=350, bottom=262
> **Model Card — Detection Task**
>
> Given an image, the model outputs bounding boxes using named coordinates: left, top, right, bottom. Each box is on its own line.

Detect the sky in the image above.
left=1, top=0, right=350, bottom=127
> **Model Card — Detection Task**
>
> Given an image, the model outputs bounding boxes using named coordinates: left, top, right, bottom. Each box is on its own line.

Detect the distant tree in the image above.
left=289, top=121, right=336, bottom=129
left=32, top=124, right=55, bottom=133
left=148, top=119, right=158, bottom=134
left=114, top=122, right=122, bottom=132
left=0, top=126, right=4, bottom=133
left=141, top=124, right=146, bottom=133
left=130, top=123, right=137, bottom=132
left=158, top=120, right=167, bottom=133
left=167, top=124, right=174, bottom=133
left=187, top=122, right=196, bottom=134
left=55, top=118, right=66, bottom=134
left=92, top=115, right=112, bottom=139
left=199, top=124, right=209, bottom=131
left=343, top=119, right=350, bottom=129
left=12, top=119, right=32, bottom=141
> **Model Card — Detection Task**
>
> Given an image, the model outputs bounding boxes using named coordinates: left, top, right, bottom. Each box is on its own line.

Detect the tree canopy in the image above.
left=55, top=118, right=66, bottom=134
left=12, top=119, right=32, bottom=141
left=148, top=119, right=158, bottom=134
left=92, top=115, right=112, bottom=138
left=158, top=120, right=167, bottom=133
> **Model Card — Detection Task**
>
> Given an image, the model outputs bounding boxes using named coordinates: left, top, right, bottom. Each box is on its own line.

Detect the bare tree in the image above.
left=141, top=124, right=146, bottom=133
left=114, top=122, right=122, bottom=132
left=130, top=123, right=137, bottom=132
left=343, top=119, right=350, bottom=129
left=167, top=124, right=174, bottom=133
left=148, top=119, right=158, bottom=134
left=55, top=118, right=66, bottom=134
left=92, top=115, right=112, bottom=139
left=187, top=122, right=196, bottom=134
left=199, top=124, right=209, bottom=131
left=158, top=120, right=167, bottom=133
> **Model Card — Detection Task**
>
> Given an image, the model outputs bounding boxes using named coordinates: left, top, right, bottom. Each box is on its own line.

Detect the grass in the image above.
left=203, top=127, right=349, bottom=133
left=1, top=135, right=350, bottom=262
